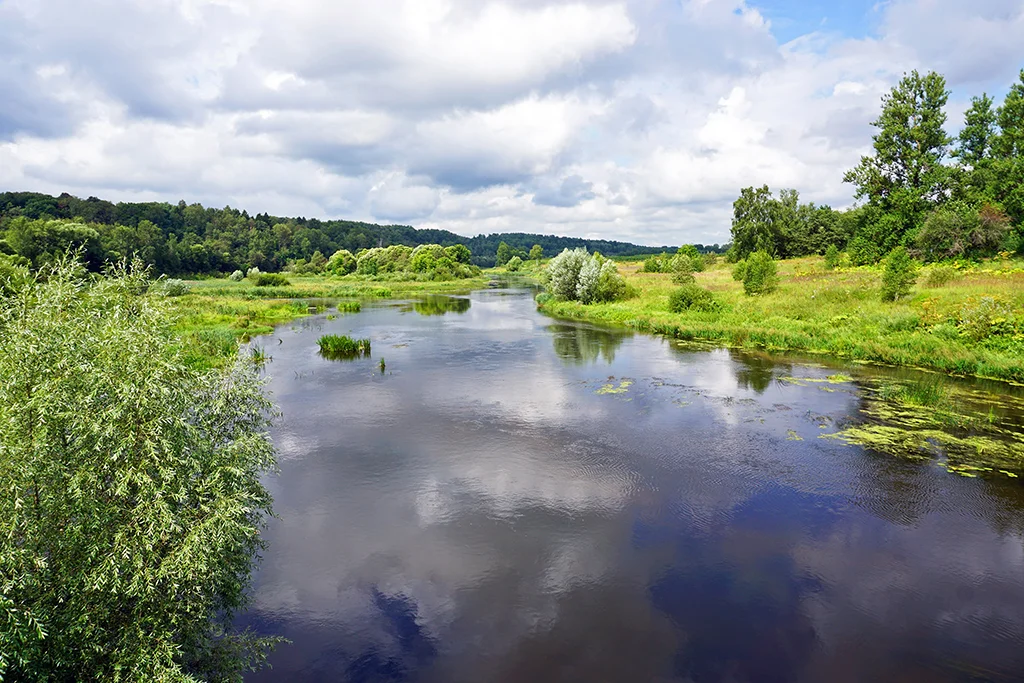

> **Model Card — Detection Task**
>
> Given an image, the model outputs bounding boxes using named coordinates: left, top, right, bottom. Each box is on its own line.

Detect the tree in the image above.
left=742, top=251, right=778, bottom=296
left=529, top=244, right=544, bottom=261
left=495, top=241, right=512, bottom=267
left=991, top=70, right=1024, bottom=229
left=505, top=255, right=523, bottom=272
left=0, top=258, right=280, bottom=680
left=843, top=71, right=952, bottom=245
left=955, top=94, right=997, bottom=166
left=881, top=246, right=917, bottom=301
left=730, top=185, right=780, bottom=259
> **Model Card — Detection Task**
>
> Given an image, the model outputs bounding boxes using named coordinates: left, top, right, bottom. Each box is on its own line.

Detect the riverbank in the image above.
left=537, top=256, right=1024, bottom=384
left=170, top=274, right=488, bottom=367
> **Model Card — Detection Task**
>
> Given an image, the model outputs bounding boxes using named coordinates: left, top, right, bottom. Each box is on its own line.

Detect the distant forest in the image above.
left=0, top=192, right=720, bottom=274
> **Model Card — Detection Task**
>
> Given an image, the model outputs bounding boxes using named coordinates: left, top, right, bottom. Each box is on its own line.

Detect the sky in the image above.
left=1, top=0, right=1022, bottom=245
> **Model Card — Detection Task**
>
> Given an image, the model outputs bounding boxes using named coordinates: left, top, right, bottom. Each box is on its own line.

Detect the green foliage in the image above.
left=881, top=246, right=918, bottom=301
left=254, top=272, right=290, bottom=287
left=316, top=334, right=371, bottom=358
left=326, top=249, right=357, bottom=275
left=529, top=244, right=544, bottom=260
left=915, top=202, right=1010, bottom=261
left=843, top=70, right=951, bottom=244
left=159, top=277, right=191, bottom=297
left=642, top=255, right=664, bottom=273
left=228, top=269, right=244, bottom=281
left=495, top=241, right=512, bottom=267
left=0, top=253, right=31, bottom=295
left=445, top=244, right=472, bottom=264
left=0, top=258, right=279, bottom=681
left=336, top=301, right=362, bottom=313
left=732, top=260, right=747, bottom=281
left=670, top=255, right=695, bottom=284
left=824, top=244, right=841, bottom=270
left=505, top=255, right=523, bottom=272
left=730, top=187, right=842, bottom=260
left=546, top=248, right=629, bottom=304
left=742, top=251, right=779, bottom=296
left=668, top=284, right=720, bottom=313
left=924, top=265, right=958, bottom=287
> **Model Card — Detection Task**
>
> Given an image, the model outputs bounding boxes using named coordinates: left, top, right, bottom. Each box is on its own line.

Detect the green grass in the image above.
left=169, top=274, right=488, bottom=368
left=538, top=256, right=1024, bottom=383
left=317, top=334, right=371, bottom=359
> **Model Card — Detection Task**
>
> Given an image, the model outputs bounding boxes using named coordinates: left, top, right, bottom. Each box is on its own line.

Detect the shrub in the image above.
left=547, top=248, right=590, bottom=300
left=594, top=260, right=627, bottom=302
left=732, top=260, right=747, bottom=282
left=445, top=244, right=472, bottom=264
left=228, top=269, right=244, bottom=281
left=642, top=256, right=663, bottom=273
left=668, top=284, right=720, bottom=313
left=671, top=255, right=695, bottom=284
left=0, top=258, right=279, bottom=680
left=159, top=278, right=191, bottom=297
left=317, top=334, right=371, bottom=358
left=824, top=244, right=841, bottom=270
left=924, top=265, right=957, bottom=287
left=506, top=255, right=523, bottom=272
left=326, top=249, right=357, bottom=275
left=676, top=245, right=704, bottom=272
left=847, top=234, right=882, bottom=266
left=0, top=254, right=30, bottom=295
left=742, top=251, right=778, bottom=295
left=547, top=248, right=627, bottom=304
left=246, top=266, right=261, bottom=279
left=254, top=273, right=290, bottom=287
left=916, top=202, right=1010, bottom=261
left=881, top=246, right=917, bottom=301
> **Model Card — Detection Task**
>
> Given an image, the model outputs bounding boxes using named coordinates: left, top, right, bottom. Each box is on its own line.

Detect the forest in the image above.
left=727, top=69, right=1024, bottom=264
left=0, top=192, right=691, bottom=274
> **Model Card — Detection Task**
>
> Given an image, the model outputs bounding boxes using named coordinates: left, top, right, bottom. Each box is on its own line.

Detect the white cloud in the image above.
left=2, top=0, right=1023, bottom=245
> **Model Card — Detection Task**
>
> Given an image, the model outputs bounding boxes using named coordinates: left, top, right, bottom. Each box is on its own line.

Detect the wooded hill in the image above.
left=0, top=191, right=700, bottom=272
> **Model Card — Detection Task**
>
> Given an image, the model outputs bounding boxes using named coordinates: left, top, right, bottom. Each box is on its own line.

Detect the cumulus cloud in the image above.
left=2, top=0, right=1023, bottom=245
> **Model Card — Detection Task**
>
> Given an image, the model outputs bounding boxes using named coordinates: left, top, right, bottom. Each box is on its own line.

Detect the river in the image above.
left=240, top=285, right=1024, bottom=682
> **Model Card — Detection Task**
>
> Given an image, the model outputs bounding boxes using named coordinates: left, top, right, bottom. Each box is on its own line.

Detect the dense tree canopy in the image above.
left=0, top=193, right=691, bottom=273
left=731, top=69, right=1024, bottom=264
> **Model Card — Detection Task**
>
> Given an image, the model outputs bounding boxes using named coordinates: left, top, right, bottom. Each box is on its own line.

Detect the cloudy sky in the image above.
left=1, top=0, right=1022, bottom=245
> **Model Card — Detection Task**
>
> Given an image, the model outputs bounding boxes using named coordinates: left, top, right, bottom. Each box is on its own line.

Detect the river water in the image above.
left=241, top=286, right=1024, bottom=682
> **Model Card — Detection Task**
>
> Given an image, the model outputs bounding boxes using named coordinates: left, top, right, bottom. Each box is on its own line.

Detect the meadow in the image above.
left=537, top=256, right=1024, bottom=384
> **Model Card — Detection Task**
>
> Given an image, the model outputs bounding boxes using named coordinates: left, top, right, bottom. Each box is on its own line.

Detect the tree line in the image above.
left=0, top=192, right=695, bottom=274
left=729, top=69, right=1024, bottom=264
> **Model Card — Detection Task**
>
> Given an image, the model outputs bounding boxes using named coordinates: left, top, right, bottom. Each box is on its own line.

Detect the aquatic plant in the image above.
left=317, top=334, right=371, bottom=359
left=336, top=301, right=362, bottom=313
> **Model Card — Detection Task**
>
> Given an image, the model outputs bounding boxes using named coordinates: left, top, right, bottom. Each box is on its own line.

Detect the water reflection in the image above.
left=407, top=295, right=471, bottom=316
left=242, top=288, right=1024, bottom=682
left=549, top=322, right=629, bottom=365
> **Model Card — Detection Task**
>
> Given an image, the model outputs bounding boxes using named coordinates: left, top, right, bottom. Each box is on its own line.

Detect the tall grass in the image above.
left=317, top=334, right=371, bottom=359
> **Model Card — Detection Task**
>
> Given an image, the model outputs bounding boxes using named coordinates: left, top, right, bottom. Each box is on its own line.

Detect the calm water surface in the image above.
left=241, top=287, right=1024, bottom=683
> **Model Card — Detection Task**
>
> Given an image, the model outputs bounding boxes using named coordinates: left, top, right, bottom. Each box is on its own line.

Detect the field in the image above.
left=170, top=274, right=488, bottom=367
left=538, top=256, right=1024, bottom=383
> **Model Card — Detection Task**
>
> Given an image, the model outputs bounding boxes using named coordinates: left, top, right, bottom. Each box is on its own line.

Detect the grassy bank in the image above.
left=538, top=256, right=1024, bottom=383
left=170, top=274, right=488, bottom=367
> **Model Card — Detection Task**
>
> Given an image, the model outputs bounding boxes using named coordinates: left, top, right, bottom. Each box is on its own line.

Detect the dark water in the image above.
left=241, top=287, right=1024, bottom=683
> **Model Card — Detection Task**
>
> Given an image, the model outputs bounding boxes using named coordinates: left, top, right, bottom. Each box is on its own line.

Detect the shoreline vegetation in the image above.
left=535, top=256, right=1024, bottom=384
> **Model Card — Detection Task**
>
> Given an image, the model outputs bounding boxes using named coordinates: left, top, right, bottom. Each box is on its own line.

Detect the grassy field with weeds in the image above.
left=538, top=256, right=1024, bottom=383
left=170, top=274, right=487, bottom=367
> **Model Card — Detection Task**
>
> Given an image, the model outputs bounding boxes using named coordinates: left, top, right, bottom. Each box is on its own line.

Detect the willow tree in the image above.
left=0, top=258, right=279, bottom=681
